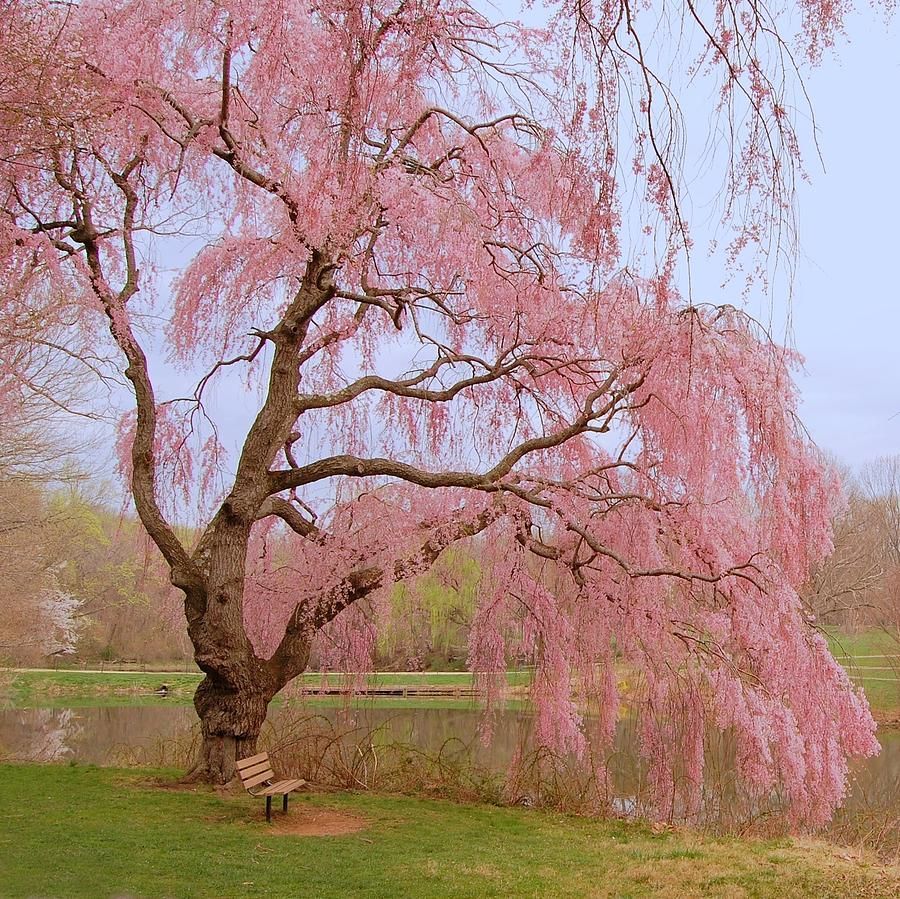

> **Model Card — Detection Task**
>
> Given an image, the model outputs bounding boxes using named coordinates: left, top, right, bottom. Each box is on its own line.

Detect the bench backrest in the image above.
left=236, top=752, right=275, bottom=791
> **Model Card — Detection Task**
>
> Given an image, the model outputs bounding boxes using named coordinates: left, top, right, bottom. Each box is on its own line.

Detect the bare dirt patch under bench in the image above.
left=266, top=807, right=369, bottom=836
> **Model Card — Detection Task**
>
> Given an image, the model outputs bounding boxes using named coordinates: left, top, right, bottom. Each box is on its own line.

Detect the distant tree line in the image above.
left=0, top=404, right=190, bottom=666
left=804, top=457, right=900, bottom=637
left=5, top=451, right=899, bottom=669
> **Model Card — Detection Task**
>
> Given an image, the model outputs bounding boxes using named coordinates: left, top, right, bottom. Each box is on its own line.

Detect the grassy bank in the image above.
left=2, top=669, right=531, bottom=708
left=4, top=628, right=897, bottom=718
left=0, top=764, right=897, bottom=898
left=3, top=670, right=203, bottom=706
left=825, top=630, right=899, bottom=719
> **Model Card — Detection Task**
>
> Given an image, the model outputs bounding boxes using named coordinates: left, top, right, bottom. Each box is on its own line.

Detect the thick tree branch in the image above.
left=295, top=351, right=537, bottom=412
left=67, top=161, right=194, bottom=585
left=221, top=251, right=337, bottom=521
left=267, top=502, right=506, bottom=679
left=273, top=372, right=641, bottom=494
left=255, top=496, right=318, bottom=538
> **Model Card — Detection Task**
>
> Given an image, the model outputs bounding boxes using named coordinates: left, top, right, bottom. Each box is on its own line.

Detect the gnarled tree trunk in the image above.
left=185, top=674, right=275, bottom=784
left=179, top=516, right=277, bottom=785
left=183, top=646, right=313, bottom=784
left=180, top=535, right=314, bottom=784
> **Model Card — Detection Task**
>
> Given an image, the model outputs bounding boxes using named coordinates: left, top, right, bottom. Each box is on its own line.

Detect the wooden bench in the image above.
left=236, top=752, right=305, bottom=822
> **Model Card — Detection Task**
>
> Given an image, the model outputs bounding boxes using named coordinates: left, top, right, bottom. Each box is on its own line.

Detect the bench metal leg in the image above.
left=283, top=794, right=289, bottom=814
left=266, top=796, right=272, bottom=823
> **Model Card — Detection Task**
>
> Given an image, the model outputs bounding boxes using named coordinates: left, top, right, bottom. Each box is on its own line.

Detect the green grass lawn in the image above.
left=824, top=629, right=899, bottom=659
left=0, top=764, right=897, bottom=898
left=824, top=629, right=900, bottom=716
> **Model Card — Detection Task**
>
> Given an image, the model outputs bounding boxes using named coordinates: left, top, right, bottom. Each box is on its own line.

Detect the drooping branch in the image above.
left=376, top=106, right=539, bottom=169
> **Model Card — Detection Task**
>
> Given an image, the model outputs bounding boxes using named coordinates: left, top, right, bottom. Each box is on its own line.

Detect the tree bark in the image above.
left=181, top=574, right=313, bottom=784
left=184, top=674, right=274, bottom=784
left=185, top=633, right=313, bottom=784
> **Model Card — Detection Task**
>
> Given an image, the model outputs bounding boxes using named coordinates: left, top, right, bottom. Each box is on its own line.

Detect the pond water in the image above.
left=0, top=702, right=540, bottom=769
left=1, top=700, right=897, bottom=832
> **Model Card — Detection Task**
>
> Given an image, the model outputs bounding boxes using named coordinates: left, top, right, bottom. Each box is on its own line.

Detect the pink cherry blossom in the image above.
left=0, top=0, right=882, bottom=813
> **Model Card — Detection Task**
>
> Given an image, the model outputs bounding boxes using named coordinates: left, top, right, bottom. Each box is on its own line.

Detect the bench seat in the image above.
left=236, top=752, right=306, bottom=822
left=252, top=778, right=306, bottom=796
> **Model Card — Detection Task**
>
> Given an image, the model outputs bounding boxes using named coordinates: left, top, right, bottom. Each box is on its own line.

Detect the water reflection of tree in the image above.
left=0, top=709, right=78, bottom=761
left=0, top=706, right=195, bottom=765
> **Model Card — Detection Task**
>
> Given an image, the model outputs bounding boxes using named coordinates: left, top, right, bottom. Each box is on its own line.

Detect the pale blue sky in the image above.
left=787, top=15, right=900, bottom=467
left=501, top=3, right=900, bottom=470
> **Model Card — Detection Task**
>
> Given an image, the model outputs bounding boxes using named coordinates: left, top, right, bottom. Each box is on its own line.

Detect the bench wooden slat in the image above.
left=236, top=752, right=269, bottom=770
left=256, top=779, right=305, bottom=795
left=238, top=759, right=273, bottom=781
left=243, top=768, right=276, bottom=790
